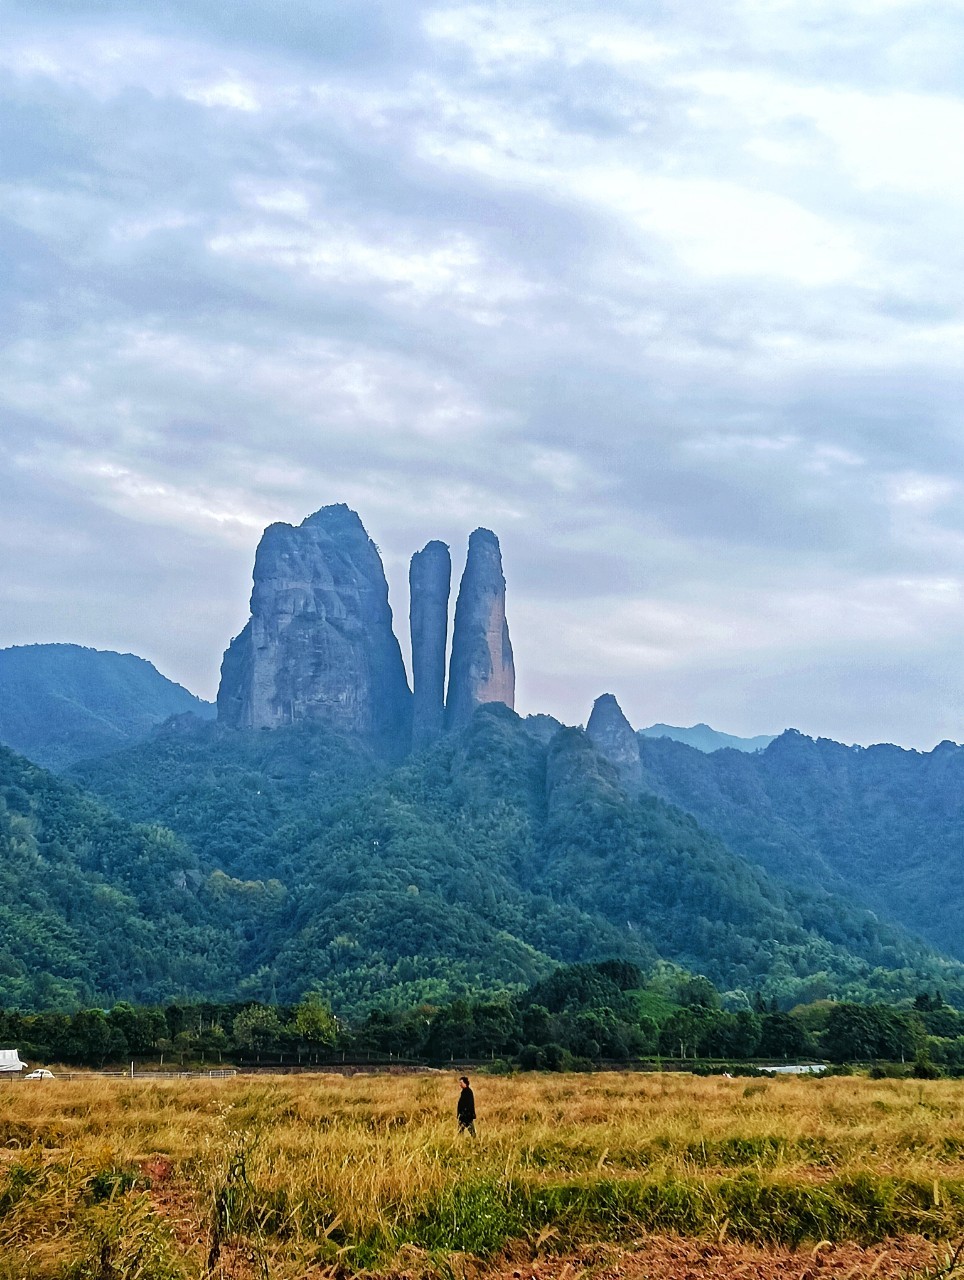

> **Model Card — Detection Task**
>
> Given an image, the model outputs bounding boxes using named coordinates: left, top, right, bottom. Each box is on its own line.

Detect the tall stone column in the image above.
left=409, top=540, right=451, bottom=750
left=445, top=528, right=515, bottom=731
left=217, top=504, right=412, bottom=757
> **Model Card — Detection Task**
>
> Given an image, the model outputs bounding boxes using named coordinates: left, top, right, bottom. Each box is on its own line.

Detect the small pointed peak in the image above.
left=590, top=692, right=627, bottom=716
left=586, top=693, right=642, bottom=787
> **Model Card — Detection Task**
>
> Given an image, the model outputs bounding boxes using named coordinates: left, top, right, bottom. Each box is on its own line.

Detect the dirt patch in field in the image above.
left=140, top=1157, right=206, bottom=1256
left=469, top=1237, right=947, bottom=1280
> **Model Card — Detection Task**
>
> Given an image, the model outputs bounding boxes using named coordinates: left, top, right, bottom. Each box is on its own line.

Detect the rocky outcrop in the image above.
left=445, top=529, right=515, bottom=732
left=409, top=540, right=451, bottom=750
left=217, top=504, right=411, bottom=756
left=524, top=713, right=565, bottom=745
left=586, top=693, right=643, bottom=788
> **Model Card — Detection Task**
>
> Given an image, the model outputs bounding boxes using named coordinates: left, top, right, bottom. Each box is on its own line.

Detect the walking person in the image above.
left=456, top=1075, right=476, bottom=1136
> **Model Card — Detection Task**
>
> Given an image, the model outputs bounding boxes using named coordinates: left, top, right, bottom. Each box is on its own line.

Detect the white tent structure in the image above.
left=0, top=1049, right=26, bottom=1073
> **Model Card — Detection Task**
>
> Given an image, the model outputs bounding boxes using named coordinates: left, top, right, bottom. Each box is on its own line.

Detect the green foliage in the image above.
left=290, top=993, right=338, bottom=1045
left=637, top=729, right=964, bottom=967
left=0, top=746, right=242, bottom=1007
left=2, top=705, right=962, bottom=1015
left=824, top=1003, right=924, bottom=1063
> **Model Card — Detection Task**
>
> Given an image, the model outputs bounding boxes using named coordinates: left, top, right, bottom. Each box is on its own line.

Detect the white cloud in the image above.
left=3, top=0, right=964, bottom=744
left=183, top=80, right=262, bottom=112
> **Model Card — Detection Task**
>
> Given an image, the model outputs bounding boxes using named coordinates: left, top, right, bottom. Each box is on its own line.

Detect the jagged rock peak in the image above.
left=410, top=540, right=451, bottom=750
left=586, top=693, right=643, bottom=788
left=216, top=504, right=411, bottom=756
left=445, top=528, right=515, bottom=732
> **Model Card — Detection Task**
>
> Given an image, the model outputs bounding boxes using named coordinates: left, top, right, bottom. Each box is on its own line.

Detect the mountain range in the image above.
left=638, top=723, right=776, bottom=753
left=2, top=503, right=963, bottom=1014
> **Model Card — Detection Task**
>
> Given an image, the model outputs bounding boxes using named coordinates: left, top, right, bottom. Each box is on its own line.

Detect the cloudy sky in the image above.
left=3, top=0, right=964, bottom=748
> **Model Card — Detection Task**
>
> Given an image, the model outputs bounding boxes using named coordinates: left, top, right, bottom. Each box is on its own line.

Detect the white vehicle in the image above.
left=23, top=1069, right=55, bottom=1080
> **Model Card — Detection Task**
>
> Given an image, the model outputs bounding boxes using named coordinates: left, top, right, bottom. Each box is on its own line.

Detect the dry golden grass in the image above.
left=2, top=1071, right=964, bottom=1279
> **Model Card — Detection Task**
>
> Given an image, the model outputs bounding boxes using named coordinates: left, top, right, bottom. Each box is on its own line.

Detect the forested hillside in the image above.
left=0, top=746, right=238, bottom=1008
left=0, top=644, right=214, bottom=769
left=636, top=729, right=964, bottom=960
left=66, top=706, right=964, bottom=1012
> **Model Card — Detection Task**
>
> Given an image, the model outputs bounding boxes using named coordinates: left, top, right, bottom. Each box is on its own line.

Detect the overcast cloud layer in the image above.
left=3, top=0, right=964, bottom=748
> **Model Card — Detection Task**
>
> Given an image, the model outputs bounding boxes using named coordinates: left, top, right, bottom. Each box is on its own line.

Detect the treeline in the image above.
left=5, top=962, right=964, bottom=1073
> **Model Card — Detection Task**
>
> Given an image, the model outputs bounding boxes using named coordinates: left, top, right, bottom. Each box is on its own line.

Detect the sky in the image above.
left=3, top=0, right=964, bottom=749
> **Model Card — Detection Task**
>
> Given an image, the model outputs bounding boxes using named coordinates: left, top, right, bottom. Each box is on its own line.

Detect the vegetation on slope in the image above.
left=0, top=643, right=214, bottom=770
left=637, top=729, right=964, bottom=960
left=0, top=746, right=243, bottom=1008
left=63, top=706, right=964, bottom=1012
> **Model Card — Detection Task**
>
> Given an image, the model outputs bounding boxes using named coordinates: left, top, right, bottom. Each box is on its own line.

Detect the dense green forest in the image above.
left=6, top=962, right=964, bottom=1074
left=36, top=704, right=964, bottom=1012
left=636, top=729, right=964, bottom=959
left=0, top=746, right=235, bottom=1008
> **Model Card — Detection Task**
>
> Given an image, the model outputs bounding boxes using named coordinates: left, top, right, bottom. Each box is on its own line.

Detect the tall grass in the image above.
left=2, top=1072, right=964, bottom=1276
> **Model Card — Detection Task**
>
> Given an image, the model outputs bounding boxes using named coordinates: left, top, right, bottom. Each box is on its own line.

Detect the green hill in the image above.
left=0, top=643, right=214, bottom=770
left=0, top=745, right=242, bottom=1007
left=64, top=707, right=964, bottom=1013
left=636, top=729, right=964, bottom=962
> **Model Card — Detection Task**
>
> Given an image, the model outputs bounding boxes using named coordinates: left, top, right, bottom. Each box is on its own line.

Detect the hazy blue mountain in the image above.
left=639, top=722, right=776, bottom=753
left=0, top=644, right=214, bottom=770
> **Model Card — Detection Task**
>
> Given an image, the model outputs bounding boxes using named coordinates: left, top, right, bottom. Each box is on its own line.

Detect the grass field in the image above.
left=2, top=1070, right=964, bottom=1279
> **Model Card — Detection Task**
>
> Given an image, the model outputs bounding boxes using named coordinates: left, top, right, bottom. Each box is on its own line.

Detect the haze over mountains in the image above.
left=638, top=724, right=776, bottom=754
left=3, top=502, right=964, bottom=1013
left=0, top=644, right=214, bottom=770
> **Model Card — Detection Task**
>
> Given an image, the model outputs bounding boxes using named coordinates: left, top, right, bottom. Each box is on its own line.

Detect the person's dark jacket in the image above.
left=457, top=1086, right=476, bottom=1124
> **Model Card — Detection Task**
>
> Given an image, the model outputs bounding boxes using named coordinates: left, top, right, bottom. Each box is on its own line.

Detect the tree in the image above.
left=424, top=1000, right=475, bottom=1061
left=65, top=1009, right=113, bottom=1064
left=290, top=993, right=337, bottom=1047
left=824, top=1004, right=923, bottom=1063
left=678, top=976, right=721, bottom=1009
left=757, top=1012, right=811, bottom=1059
left=232, top=1004, right=283, bottom=1051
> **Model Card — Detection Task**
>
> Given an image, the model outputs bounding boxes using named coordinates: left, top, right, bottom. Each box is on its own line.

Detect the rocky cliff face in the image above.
left=409, top=540, right=451, bottom=750
left=217, top=504, right=411, bottom=755
left=586, top=693, right=643, bottom=788
left=445, top=529, right=515, bottom=732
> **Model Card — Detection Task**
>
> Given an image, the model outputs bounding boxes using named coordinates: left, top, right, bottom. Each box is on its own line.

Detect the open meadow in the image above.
left=2, top=1070, right=964, bottom=1279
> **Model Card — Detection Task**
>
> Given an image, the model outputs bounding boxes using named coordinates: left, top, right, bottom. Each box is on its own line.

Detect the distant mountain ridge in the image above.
left=0, top=644, right=214, bottom=770
left=639, top=722, right=776, bottom=753
left=633, top=726, right=964, bottom=962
